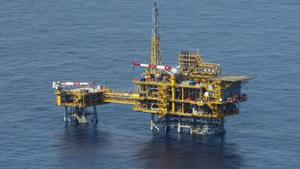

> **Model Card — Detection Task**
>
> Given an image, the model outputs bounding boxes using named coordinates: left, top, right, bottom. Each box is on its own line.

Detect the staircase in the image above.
left=157, top=85, right=170, bottom=116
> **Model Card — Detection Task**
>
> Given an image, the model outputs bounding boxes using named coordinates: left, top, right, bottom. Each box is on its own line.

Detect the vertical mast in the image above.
left=150, top=3, right=161, bottom=73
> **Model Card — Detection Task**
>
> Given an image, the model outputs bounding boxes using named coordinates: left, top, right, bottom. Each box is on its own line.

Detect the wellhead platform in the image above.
left=52, top=3, right=253, bottom=135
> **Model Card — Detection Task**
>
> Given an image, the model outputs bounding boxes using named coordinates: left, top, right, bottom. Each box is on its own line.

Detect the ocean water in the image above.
left=0, top=0, right=299, bottom=169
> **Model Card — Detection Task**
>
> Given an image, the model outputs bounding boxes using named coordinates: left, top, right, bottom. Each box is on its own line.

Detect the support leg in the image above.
left=64, top=106, right=68, bottom=123
left=93, top=105, right=98, bottom=124
left=82, top=108, right=87, bottom=123
left=150, top=114, right=160, bottom=131
left=177, top=117, right=181, bottom=133
left=150, top=114, right=154, bottom=131
left=70, top=107, right=74, bottom=123
left=164, top=116, right=170, bottom=133
left=190, top=127, right=193, bottom=135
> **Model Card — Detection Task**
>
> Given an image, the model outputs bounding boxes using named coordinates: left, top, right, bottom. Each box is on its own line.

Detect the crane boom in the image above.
left=132, top=62, right=178, bottom=76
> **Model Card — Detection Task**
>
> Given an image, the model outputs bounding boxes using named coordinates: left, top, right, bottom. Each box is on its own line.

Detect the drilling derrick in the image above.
left=53, top=3, right=253, bottom=135
left=150, top=3, right=161, bottom=74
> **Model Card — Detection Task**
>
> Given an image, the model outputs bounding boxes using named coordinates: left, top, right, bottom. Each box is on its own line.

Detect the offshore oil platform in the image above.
left=53, top=4, right=253, bottom=135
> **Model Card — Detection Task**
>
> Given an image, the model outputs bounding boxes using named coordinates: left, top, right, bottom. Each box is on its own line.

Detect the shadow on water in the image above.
left=56, top=125, right=110, bottom=168
left=56, top=125, right=243, bottom=169
left=136, top=132, right=243, bottom=169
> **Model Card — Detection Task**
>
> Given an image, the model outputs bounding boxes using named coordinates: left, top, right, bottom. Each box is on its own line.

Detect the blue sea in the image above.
left=0, top=0, right=299, bottom=169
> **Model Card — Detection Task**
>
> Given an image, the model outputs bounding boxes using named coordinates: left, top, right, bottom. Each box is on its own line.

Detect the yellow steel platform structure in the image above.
left=53, top=3, right=253, bottom=135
